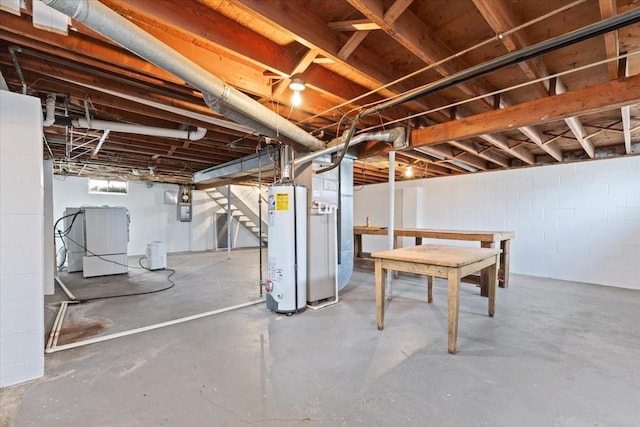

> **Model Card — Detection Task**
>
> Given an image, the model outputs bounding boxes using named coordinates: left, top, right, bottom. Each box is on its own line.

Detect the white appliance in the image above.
left=64, top=206, right=129, bottom=278
left=266, top=183, right=307, bottom=314
left=146, top=241, right=167, bottom=270
left=297, top=158, right=340, bottom=304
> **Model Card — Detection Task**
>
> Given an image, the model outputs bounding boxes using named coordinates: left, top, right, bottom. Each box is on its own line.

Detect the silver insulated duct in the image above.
left=43, top=0, right=325, bottom=152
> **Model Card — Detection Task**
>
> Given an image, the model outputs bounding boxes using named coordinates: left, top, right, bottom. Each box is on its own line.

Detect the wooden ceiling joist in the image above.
left=1, top=0, right=637, bottom=185
left=410, top=74, right=640, bottom=149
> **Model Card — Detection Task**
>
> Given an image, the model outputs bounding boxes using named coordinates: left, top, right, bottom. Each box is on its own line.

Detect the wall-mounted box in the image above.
left=178, top=202, right=192, bottom=222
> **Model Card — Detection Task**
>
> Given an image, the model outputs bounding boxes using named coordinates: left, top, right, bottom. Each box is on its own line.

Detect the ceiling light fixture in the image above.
left=404, top=165, right=414, bottom=178
left=289, top=76, right=305, bottom=107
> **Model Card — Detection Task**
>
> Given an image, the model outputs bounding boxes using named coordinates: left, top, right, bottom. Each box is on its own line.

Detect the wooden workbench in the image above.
left=354, top=226, right=514, bottom=296
left=372, top=244, right=501, bottom=354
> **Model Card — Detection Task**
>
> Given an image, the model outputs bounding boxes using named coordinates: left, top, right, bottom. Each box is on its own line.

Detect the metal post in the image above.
left=258, top=146, right=263, bottom=297
left=387, top=151, right=395, bottom=300
left=227, top=183, right=231, bottom=260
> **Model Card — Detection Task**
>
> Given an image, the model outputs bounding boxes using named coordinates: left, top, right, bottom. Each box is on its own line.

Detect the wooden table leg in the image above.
left=375, top=258, right=385, bottom=330
left=392, top=237, right=400, bottom=279
left=447, top=268, right=461, bottom=354
left=427, top=276, right=433, bottom=303
left=500, top=239, right=510, bottom=288
left=354, top=234, right=362, bottom=258
left=488, top=255, right=498, bottom=317
left=480, top=241, right=495, bottom=297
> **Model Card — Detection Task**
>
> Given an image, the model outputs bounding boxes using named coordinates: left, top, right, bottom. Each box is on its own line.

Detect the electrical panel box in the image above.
left=178, top=203, right=192, bottom=222
left=177, top=185, right=192, bottom=222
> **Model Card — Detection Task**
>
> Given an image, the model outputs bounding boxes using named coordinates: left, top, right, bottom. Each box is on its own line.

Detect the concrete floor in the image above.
left=1, top=248, right=639, bottom=426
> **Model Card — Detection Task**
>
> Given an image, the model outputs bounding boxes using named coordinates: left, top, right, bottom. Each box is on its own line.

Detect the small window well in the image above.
left=88, top=179, right=128, bottom=195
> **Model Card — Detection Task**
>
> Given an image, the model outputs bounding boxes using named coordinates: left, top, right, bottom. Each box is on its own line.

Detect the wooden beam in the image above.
left=447, top=140, right=510, bottom=168
left=270, top=48, right=319, bottom=99
left=478, top=133, right=535, bottom=165
left=349, top=0, right=555, bottom=161
left=383, top=0, right=414, bottom=24
left=599, top=0, right=619, bottom=80
left=0, top=13, right=183, bottom=84
left=399, top=151, right=462, bottom=174
left=471, top=0, right=549, bottom=97
left=420, top=145, right=489, bottom=170
left=410, top=74, right=640, bottom=148
left=130, top=21, right=271, bottom=98
left=347, top=0, right=493, bottom=110
left=0, top=15, right=270, bottom=97
left=517, top=122, right=563, bottom=162
left=103, top=0, right=377, bottom=116
left=328, top=19, right=380, bottom=31
left=338, top=31, right=370, bottom=61
left=232, top=0, right=444, bottom=119
left=103, top=0, right=297, bottom=78
left=553, top=79, right=595, bottom=158
left=473, top=0, right=591, bottom=161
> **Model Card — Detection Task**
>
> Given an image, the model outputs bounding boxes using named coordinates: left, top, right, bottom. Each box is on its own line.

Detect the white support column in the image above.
left=43, top=159, right=55, bottom=295
left=386, top=151, right=395, bottom=299
left=0, top=92, right=44, bottom=387
left=227, top=183, right=231, bottom=259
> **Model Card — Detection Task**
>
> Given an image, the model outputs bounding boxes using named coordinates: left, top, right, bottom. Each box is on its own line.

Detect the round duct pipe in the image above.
left=72, top=118, right=207, bottom=141
left=43, top=0, right=325, bottom=152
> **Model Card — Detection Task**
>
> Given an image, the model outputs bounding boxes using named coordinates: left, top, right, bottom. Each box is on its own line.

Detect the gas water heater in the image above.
left=265, top=183, right=307, bottom=314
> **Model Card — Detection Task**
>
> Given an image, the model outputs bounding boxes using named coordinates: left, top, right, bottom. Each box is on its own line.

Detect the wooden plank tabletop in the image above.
left=354, top=226, right=514, bottom=241
left=372, top=244, right=501, bottom=268
left=397, top=228, right=514, bottom=241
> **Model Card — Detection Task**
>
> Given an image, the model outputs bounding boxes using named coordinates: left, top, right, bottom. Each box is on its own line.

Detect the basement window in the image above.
left=88, top=179, right=128, bottom=195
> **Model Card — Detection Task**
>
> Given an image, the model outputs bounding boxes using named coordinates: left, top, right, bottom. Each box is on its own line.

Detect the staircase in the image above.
left=206, top=187, right=268, bottom=245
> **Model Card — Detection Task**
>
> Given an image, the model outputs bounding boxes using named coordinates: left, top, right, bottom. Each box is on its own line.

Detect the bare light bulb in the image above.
left=291, top=90, right=302, bottom=106
left=404, top=165, right=413, bottom=177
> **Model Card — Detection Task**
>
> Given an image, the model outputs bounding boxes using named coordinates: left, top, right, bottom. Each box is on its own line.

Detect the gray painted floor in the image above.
left=1, top=249, right=639, bottom=426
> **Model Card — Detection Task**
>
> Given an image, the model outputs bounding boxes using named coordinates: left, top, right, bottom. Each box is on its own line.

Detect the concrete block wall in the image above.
left=0, top=92, right=45, bottom=387
left=354, top=156, right=640, bottom=290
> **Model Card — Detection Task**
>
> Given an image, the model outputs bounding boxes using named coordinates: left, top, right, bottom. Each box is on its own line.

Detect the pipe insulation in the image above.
left=43, top=0, right=325, bottom=152
left=71, top=118, right=206, bottom=141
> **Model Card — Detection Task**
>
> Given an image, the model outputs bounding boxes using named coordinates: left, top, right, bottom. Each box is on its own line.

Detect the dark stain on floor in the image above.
left=58, top=320, right=108, bottom=344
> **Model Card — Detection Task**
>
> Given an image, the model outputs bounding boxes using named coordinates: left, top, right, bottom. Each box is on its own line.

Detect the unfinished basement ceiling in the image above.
left=1, top=0, right=639, bottom=186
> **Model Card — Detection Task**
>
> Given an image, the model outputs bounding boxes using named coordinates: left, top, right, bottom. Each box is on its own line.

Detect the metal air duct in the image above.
left=43, top=0, right=325, bottom=152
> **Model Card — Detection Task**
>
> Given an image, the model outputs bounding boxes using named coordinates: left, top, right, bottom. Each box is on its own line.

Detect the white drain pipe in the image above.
left=45, top=298, right=264, bottom=353
left=43, top=0, right=325, bottom=152
left=72, top=118, right=206, bottom=141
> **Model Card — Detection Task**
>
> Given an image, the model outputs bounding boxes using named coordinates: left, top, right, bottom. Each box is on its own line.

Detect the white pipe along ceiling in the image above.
left=71, top=118, right=207, bottom=141
left=41, top=92, right=206, bottom=141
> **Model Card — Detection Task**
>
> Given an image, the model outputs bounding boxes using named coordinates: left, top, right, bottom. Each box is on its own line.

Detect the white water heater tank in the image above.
left=266, top=183, right=307, bottom=314
left=146, top=241, right=167, bottom=270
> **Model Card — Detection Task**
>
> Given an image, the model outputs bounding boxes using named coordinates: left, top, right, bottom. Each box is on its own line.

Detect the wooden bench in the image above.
left=354, top=226, right=514, bottom=297
left=372, top=244, right=501, bottom=354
